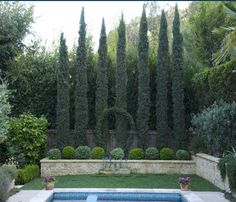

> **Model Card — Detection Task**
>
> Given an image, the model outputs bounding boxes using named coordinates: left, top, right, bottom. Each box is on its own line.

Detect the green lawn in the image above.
left=22, top=174, right=220, bottom=191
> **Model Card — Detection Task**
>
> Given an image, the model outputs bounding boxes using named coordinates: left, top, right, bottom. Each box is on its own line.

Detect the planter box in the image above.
left=40, top=158, right=196, bottom=177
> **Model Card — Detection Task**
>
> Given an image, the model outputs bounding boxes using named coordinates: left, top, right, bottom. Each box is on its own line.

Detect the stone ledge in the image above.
left=195, top=153, right=219, bottom=163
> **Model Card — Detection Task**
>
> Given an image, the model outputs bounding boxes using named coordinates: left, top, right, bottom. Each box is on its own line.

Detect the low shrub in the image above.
left=110, top=148, right=124, bottom=160
left=48, top=148, right=61, bottom=160
left=176, top=150, right=190, bottom=160
left=128, top=148, right=144, bottom=160
left=74, top=146, right=91, bottom=159
left=0, top=167, right=11, bottom=201
left=190, top=136, right=208, bottom=154
left=62, top=146, right=75, bottom=159
left=145, top=147, right=159, bottom=160
left=160, top=148, right=174, bottom=160
left=91, top=147, right=105, bottom=159
left=1, top=164, right=17, bottom=180
left=15, top=164, right=39, bottom=185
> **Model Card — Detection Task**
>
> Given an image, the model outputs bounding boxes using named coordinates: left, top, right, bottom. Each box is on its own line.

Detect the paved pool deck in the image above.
left=7, top=190, right=230, bottom=202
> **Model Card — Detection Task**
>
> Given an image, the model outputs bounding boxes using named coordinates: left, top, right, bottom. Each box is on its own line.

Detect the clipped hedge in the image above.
left=74, top=146, right=91, bottom=159
left=91, top=147, right=105, bottom=159
left=128, top=148, right=144, bottom=160
left=110, top=148, right=124, bottom=160
left=145, top=147, right=159, bottom=160
left=176, top=149, right=190, bottom=160
left=48, top=148, right=61, bottom=160
left=62, top=146, right=75, bottom=159
left=160, top=148, right=174, bottom=160
left=15, top=164, right=39, bottom=185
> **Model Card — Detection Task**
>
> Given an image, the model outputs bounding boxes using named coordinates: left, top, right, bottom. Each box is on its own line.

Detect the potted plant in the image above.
left=44, top=176, right=56, bottom=190
left=177, top=177, right=191, bottom=191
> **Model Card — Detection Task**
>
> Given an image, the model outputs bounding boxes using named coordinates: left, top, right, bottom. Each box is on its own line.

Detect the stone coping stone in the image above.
left=196, top=153, right=219, bottom=163
left=30, top=188, right=203, bottom=202
left=40, top=158, right=195, bottom=164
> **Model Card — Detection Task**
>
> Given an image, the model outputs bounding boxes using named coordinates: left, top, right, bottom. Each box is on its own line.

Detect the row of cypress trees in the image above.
left=56, top=5, right=186, bottom=149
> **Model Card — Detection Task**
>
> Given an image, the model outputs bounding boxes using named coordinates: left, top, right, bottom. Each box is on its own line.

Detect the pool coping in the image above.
left=29, top=188, right=203, bottom=202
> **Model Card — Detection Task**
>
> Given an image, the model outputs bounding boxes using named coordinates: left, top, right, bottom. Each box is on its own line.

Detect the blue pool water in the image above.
left=52, top=192, right=188, bottom=202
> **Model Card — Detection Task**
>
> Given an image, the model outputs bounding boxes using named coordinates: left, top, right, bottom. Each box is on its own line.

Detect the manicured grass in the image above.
left=22, top=174, right=220, bottom=191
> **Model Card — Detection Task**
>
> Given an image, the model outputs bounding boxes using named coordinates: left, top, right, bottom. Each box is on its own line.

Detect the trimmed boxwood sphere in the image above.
left=48, top=148, right=61, bottom=159
left=160, top=147, right=174, bottom=160
left=145, top=147, right=159, bottom=160
left=91, top=147, right=105, bottom=159
left=128, top=148, right=144, bottom=160
left=74, top=146, right=91, bottom=159
left=62, top=146, right=75, bottom=159
left=176, top=149, right=190, bottom=160
left=110, top=148, right=124, bottom=160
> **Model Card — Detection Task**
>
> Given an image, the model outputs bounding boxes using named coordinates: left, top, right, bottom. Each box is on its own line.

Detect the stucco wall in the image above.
left=40, top=159, right=196, bottom=177
left=194, top=153, right=230, bottom=192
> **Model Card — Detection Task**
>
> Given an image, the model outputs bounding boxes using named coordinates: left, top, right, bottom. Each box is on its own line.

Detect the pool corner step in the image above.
left=86, top=195, right=98, bottom=202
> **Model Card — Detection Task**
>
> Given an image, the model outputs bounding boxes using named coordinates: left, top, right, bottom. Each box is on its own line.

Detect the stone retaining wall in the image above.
left=40, top=159, right=196, bottom=177
left=194, top=153, right=230, bottom=192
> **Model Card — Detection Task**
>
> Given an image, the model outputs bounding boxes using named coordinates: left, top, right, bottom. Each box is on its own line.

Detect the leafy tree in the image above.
left=56, top=33, right=70, bottom=148
left=74, top=8, right=88, bottom=146
left=0, top=79, right=11, bottom=143
left=0, top=2, right=34, bottom=75
left=172, top=5, right=186, bottom=149
left=137, top=8, right=150, bottom=149
left=115, top=14, right=127, bottom=147
left=156, top=10, right=169, bottom=148
left=96, top=19, right=108, bottom=124
left=191, top=101, right=236, bottom=156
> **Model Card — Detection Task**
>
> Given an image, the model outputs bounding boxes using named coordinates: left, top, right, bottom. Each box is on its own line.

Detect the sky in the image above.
left=24, top=1, right=191, bottom=51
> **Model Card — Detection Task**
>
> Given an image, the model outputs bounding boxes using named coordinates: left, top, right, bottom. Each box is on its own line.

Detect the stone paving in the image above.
left=7, top=190, right=230, bottom=202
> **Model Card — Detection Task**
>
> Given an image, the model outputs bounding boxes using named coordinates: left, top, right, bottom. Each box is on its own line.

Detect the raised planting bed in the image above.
left=40, top=159, right=196, bottom=177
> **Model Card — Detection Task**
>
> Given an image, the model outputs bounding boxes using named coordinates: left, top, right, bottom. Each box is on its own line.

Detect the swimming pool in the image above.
left=29, top=188, right=203, bottom=202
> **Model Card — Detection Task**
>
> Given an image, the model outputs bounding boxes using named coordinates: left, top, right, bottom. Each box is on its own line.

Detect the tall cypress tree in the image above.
left=75, top=7, right=88, bottom=146
left=172, top=5, right=186, bottom=149
left=115, top=14, right=127, bottom=148
left=156, top=10, right=169, bottom=148
left=95, top=18, right=108, bottom=145
left=137, top=8, right=150, bottom=149
left=56, top=33, right=70, bottom=148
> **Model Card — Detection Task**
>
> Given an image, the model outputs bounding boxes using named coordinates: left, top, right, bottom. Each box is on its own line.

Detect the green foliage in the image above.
left=48, top=148, right=61, bottom=160
left=62, top=146, right=75, bottom=159
left=190, top=136, right=208, bottom=154
left=136, top=8, right=150, bottom=149
left=172, top=5, right=186, bottom=149
left=128, top=148, right=144, bottom=160
left=191, top=101, right=236, bottom=155
left=160, top=147, right=174, bottom=160
left=227, top=157, right=236, bottom=191
left=145, top=147, right=159, bottom=160
left=56, top=33, right=70, bottom=148
left=176, top=149, right=190, bottom=160
left=91, top=147, right=105, bottom=159
left=110, top=148, right=124, bottom=160
left=156, top=10, right=169, bottom=148
left=115, top=14, right=127, bottom=148
left=95, top=107, right=135, bottom=150
left=218, top=154, right=233, bottom=180
left=1, top=164, right=17, bottom=180
left=193, top=60, right=236, bottom=108
left=0, top=79, right=11, bottom=144
left=0, top=166, right=13, bottom=201
left=74, top=146, right=91, bottom=159
left=0, top=2, right=34, bottom=75
left=96, top=19, right=108, bottom=124
left=75, top=7, right=88, bottom=146
left=15, top=164, right=39, bottom=185
left=7, top=113, right=48, bottom=166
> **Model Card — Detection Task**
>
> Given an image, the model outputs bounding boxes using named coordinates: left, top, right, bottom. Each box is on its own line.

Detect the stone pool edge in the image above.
left=29, top=188, right=203, bottom=202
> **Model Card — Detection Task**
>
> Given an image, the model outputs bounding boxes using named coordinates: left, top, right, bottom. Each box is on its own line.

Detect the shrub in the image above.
left=1, top=164, right=17, bottom=180
left=91, top=147, right=105, bottom=159
left=62, top=146, right=75, bottom=159
left=145, top=147, right=159, bottom=160
left=74, top=146, right=91, bottom=159
left=110, top=148, right=124, bottom=160
left=128, top=148, right=144, bottom=160
left=190, top=136, right=208, bottom=154
left=15, top=164, right=39, bottom=185
left=160, top=148, right=174, bottom=160
left=176, top=150, right=190, bottom=160
left=0, top=166, right=11, bottom=201
left=48, top=148, right=61, bottom=160
left=7, top=113, right=48, bottom=166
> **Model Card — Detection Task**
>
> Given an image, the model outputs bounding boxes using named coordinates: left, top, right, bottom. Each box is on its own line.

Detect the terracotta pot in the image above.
left=45, top=183, right=54, bottom=190
left=180, top=183, right=189, bottom=191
